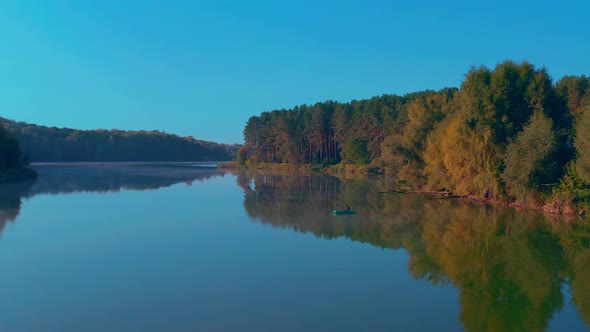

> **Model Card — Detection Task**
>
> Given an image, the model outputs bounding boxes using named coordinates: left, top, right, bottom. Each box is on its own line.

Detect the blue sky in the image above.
left=1, top=0, right=588, bottom=144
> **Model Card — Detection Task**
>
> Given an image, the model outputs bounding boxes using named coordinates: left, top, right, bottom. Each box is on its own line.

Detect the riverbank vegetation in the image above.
left=0, top=126, right=36, bottom=182
left=0, top=117, right=238, bottom=162
left=239, top=60, right=590, bottom=214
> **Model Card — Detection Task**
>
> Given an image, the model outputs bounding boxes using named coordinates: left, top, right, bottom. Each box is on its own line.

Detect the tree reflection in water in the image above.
left=0, top=163, right=226, bottom=237
left=238, top=171, right=590, bottom=331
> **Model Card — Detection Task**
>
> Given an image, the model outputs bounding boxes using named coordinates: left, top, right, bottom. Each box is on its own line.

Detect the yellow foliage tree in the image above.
left=425, top=116, right=501, bottom=197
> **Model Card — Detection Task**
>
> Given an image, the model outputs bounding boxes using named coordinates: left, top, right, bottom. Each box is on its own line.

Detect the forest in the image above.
left=239, top=60, right=590, bottom=211
left=0, top=117, right=238, bottom=162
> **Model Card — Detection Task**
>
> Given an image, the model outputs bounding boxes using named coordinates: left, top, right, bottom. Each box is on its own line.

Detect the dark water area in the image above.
left=0, top=164, right=588, bottom=331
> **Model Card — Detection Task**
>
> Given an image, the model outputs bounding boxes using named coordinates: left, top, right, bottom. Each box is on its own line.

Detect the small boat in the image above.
left=333, top=209, right=356, bottom=215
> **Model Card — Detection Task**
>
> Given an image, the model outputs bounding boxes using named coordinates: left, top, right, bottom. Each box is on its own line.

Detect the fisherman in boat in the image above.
left=345, top=204, right=351, bottom=211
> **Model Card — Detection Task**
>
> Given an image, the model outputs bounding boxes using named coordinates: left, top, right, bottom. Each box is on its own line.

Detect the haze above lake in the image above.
left=0, top=164, right=588, bottom=332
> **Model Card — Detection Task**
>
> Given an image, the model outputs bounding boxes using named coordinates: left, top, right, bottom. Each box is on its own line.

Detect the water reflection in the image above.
left=29, top=163, right=226, bottom=195
left=238, top=171, right=590, bottom=331
left=0, top=180, right=35, bottom=236
left=0, top=163, right=226, bottom=236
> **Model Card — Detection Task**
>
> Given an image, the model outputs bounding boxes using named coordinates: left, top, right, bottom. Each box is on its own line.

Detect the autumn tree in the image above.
left=502, top=112, right=556, bottom=202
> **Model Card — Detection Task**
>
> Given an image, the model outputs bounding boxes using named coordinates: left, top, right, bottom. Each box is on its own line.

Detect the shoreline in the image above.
left=227, top=162, right=587, bottom=218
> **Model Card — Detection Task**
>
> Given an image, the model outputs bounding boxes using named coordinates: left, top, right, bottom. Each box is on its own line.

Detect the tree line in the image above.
left=240, top=60, right=590, bottom=209
left=0, top=118, right=238, bottom=162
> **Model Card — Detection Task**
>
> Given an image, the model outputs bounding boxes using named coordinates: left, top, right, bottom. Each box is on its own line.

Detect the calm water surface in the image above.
left=0, top=164, right=588, bottom=331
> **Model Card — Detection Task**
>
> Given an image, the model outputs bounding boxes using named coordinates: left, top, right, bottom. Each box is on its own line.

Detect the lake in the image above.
left=0, top=164, right=588, bottom=332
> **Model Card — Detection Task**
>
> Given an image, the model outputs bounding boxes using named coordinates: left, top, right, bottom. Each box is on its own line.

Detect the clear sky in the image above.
left=1, top=0, right=588, bottom=144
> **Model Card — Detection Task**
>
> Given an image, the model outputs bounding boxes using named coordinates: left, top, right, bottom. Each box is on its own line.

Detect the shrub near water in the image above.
left=0, top=126, right=36, bottom=182
left=0, top=126, right=21, bottom=171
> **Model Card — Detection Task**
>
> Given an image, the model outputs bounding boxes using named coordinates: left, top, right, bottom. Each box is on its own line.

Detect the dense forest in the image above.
left=0, top=125, right=36, bottom=182
left=240, top=61, right=590, bottom=212
left=0, top=117, right=238, bottom=162
left=237, top=173, right=590, bottom=331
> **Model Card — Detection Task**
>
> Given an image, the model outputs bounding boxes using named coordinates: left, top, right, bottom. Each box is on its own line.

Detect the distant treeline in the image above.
left=0, top=118, right=238, bottom=162
left=240, top=60, right=590, bottom=210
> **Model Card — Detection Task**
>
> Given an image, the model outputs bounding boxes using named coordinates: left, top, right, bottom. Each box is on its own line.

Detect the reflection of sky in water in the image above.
left=0, top=166, right=587, bottom=332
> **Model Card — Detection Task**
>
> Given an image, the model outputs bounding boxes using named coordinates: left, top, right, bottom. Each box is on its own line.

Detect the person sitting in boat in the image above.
left=345, top=204, right=350, bottom=211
